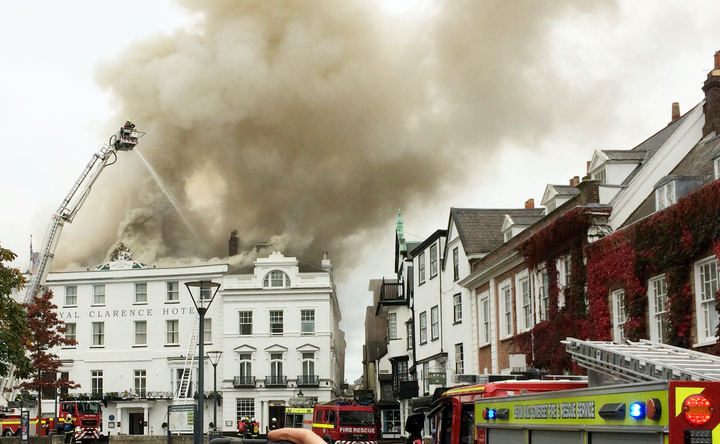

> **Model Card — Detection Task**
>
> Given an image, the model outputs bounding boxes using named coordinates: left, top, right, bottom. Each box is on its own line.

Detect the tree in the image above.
left=17, top=289, right=79, bottom=432
left=0, top=244, right=31, bottom=378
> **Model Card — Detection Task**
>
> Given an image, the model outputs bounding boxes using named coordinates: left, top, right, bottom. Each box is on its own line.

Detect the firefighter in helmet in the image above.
left=251, top=417, right=259, bottom=438
left=269, top=417, right=278, bottom=431
left=243, top=417, right=252, bottom=439
left=63, top=414, right=75, bottom=444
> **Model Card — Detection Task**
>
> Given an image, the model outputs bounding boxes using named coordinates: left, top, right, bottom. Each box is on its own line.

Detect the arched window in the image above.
left=263, top=270, right=290, bottom=288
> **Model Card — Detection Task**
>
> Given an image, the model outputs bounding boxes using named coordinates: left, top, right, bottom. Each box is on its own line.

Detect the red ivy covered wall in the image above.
left=585, top=179, right=720, bottom=349
left=518, top=179, right=720, bottom=373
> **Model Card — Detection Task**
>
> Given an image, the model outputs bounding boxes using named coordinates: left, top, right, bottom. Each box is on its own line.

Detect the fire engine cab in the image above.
left=312, top=399, right=380, bottom=444
left=411, top=338, right=720, bottom=444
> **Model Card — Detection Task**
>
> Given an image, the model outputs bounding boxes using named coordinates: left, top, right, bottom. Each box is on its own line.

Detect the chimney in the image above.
left=587, top=161, right=591, bottom=173
left=702, top=50, right=720, bottom=137
left=573, top=176, right=580, bottom=186
left=322, top=249, right=332, bottom=273
left=525, top=198, right=534, bottom=209
left=671, top=102, right=680, bottom=122
left=228, top=230, right=238, bottom=256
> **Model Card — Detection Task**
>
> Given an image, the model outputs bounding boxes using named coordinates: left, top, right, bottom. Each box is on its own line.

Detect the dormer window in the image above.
left=263, top=270, right=290, bottom=288
left=715, top=157, right=720, bottom=181
left=655, top=181, right=676, bottom=211
left=503, top=231, right=512, bottom=243
left=592, top=168, right=607, bottom=185
left=545, top=201, right=556, bottom=214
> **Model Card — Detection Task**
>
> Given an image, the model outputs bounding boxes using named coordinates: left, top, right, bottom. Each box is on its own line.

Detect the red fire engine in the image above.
left=312, top=399, right=381, bottom=444
left=0, top=401, right=101, bottom=441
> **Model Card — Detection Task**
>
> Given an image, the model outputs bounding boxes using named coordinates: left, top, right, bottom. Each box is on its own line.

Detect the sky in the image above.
left=2, top=0, right=720, bottom=383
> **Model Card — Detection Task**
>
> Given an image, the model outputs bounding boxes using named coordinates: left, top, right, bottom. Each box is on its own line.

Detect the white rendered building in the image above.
left=23, top=248, right=344, bottom=436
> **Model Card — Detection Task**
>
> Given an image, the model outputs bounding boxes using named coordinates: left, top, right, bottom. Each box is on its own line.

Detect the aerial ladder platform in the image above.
left=564, top=337, right=720, bottom=383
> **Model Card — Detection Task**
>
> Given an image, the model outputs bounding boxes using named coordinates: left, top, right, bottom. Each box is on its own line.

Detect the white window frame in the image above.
left=479, top=290, right=490, bottom=346
left=715, top=157, right=720, bottom=181
left=648, top=275, right=669, bottom=343
left=134, top=320, right=147, bottom=346
left=536, top=270, right=549, bottom=322
left=302, top=352, right=315, bottom=377
left=406, top=321, right=413, bottom=350
left=91, top=370, right=103, bottom=395
left=419, top=311, right=427, bottom=344
left=301, top=309, right=315, bottom=335
left=499, top=279, right=513, bottom=340
left=503, top=230, right=512, bottom=243
left=453, top=247, right=459, bottom=281
left=134, top=370, right=146, bottom=394
left=515, top=271, right=533, bottom=333
left=263, top=270, right=290, bottom=288
left=455, top=343, right=464, bottom=375
left=135, top=283, right=147, bottom=304
left=92, top=322, right=104, bottom=347
left=430, top=305, right=439, bottom=340
left=93, top=284, right=105, bottom=306
left=612, top=289, right=627, bottom=343
left=166, top=319, right=179, bottom=345
left=239, top=311, right=253, bottom=335
left=695, top=256, right=720, bottom=346
left=430, top=244, right=438, bottom=278
left=270, top=310, right=284, bottom=335
left=65, top=286, right=77, bottom=307
left=203, top=318, right=212, bottom=344
left=655, top=181, right=676, bottom=211
left=453, top=293, right=462, bottom=323
left=65, top=322, right=77, bottom=344
left=418, top=252, right=426, bottom=284
left=388, top=312, right=398, bottom=340
left=166, top=281, right=179, bottom=302
left=593, top=168, right=607, bottom=185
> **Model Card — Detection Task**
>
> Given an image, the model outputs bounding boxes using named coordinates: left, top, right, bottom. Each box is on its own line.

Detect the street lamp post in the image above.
left=185, top=281, right=221, bottom=444
left=206, top=350, right=224, bottom=434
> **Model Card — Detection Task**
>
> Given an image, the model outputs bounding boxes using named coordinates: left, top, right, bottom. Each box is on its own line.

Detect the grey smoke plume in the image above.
left=54, top=0, right=616, bottom=268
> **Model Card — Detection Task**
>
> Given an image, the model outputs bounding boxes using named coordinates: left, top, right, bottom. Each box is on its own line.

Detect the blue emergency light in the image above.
left=629, top=401, right=645, bottom=419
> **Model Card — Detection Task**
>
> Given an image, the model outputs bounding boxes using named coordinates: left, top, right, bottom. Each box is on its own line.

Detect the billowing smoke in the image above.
left=54, top=0, right=616, bottom=269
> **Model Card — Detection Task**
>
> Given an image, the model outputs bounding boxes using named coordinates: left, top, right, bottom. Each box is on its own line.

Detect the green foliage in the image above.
left=0, top=244, right=32, bottom=378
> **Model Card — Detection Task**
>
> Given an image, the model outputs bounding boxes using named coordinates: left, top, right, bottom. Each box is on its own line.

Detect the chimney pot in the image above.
left=573, top=176, right=580, bottom=186
left=702, top=50, right=720, bottom=138
left=715, top=50, right=720, bottom=69
left=587, top=161, right=591, bottom=173
left=525, top=198, right=534, bottom=209
left=671, top=102, right=680, bottom=122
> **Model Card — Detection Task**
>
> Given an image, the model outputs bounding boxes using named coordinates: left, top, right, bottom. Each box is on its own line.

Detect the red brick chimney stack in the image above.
left=671, top=102, right=680, bottom=122
left=525, top=198, right=534, bottom=209
left=702, top=50, right=720, bottom=137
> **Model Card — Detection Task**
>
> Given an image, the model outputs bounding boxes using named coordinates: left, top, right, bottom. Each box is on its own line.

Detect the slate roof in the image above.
left=451, top=208, right=546, bottom=255
left=621, top=134, right=720, bottom=227
left=602, top=150, right=648, bottom=161
left=509, top=216, right=544, bottom=226
left=550, top=185, right=581, bottom=196
left=227, top=257, right=326, bottom=274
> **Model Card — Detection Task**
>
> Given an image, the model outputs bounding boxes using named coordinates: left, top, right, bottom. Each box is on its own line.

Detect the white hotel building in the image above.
left=30, top=249, right=345, bottom=436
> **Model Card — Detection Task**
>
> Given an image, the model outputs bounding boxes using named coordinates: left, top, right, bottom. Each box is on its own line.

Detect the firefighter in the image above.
left=251, top=417, right=259, bottom=438
left=269, top=417, right=278, bottom=431
left=238, top=417, right=245, bottom=437
left=63, top=414, right=75, bottom=444
left=243, top=417, right=252, bottom=439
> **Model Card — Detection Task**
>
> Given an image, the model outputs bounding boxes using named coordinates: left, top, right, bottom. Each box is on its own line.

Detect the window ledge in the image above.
left=693, top=339, right=718, bottom=348
left=165, top=301, right=180, bottom=304
left=453, top=320, right=462, bottom=325
left=165, top=344, right=180, bottom=347
left=64, top=305, right=78, bottom=309
left=90, top=346, right=105, bottom=349
left=133, top=345, right=148, bottom=348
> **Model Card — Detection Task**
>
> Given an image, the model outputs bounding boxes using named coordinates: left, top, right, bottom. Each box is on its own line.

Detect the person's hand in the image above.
left=268, top=428, right=327, bottom=444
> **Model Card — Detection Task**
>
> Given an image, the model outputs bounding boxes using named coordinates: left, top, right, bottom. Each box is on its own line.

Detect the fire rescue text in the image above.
left=513, top=401, right=595, bottom=420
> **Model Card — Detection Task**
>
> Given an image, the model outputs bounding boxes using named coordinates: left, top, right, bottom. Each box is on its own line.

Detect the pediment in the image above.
left=588, top=150, right=609, bottom=174
left=264, top=344, right=289, bottom=353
